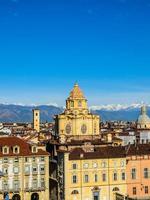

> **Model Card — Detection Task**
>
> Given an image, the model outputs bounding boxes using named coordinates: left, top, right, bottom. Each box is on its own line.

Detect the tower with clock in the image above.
left=54, top=83, right=100, bottom=143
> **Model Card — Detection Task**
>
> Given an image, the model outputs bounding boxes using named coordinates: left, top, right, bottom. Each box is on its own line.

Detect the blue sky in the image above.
left=0, top=0, right=150, bottom=106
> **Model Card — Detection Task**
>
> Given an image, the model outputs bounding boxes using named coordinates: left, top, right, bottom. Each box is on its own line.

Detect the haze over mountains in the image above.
left=0, top=103, right=146, bottom=123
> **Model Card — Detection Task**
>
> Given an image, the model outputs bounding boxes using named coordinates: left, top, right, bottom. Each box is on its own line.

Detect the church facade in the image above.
left=55, top=83, right=100, bottom=143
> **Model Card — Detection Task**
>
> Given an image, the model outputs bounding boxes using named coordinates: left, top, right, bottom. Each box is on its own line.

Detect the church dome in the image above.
left=138, top=114, right=150, bottom=124
left=137, top=105, right=150, bottom=129
left=69, top=83, right=85, bottom=99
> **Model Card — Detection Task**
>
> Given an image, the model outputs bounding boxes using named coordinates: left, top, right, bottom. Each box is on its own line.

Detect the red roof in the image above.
left=0, top=136, right=49, bottom=157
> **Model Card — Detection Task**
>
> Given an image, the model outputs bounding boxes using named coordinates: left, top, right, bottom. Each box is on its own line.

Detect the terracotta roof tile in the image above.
left=0, top=136, right=49, bottom=157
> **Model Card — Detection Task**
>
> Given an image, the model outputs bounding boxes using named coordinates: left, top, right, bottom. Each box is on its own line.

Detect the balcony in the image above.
left=24, top=186, right=46, bottom=192
left=0, top=188, right=21, bottom=193
left=40, top=170, right=45, bottom=175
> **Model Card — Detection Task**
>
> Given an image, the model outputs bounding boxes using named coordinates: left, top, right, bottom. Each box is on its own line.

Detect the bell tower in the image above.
left=33, top=109, right=40, bottom=132
left=65, top=83, right=88, bottom=113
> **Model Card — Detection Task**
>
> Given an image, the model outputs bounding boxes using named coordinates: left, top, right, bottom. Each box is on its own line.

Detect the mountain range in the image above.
left=0, top=103, right=147, bottom=123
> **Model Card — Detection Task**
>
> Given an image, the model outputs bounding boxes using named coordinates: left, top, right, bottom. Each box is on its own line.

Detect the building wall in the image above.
left=63, top=153, right=127, bottom=200
left=58, top=114, right=99, bottom=137
left=126, top=155, right=150, bottom=199
left=0, top=155, right=49, bottom=200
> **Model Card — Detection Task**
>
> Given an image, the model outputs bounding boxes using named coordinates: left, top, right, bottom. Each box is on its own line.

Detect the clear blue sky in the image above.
left=0, top=0, right=150, bottom=106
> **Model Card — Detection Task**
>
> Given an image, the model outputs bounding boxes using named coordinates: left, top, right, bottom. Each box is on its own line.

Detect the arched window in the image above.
left=31, top=193, right=39, bottom=200
left=112, top=187, right=120, bottom=192
left=3, top=146, right=9, bottom=154
left=70, top=101, right=74, bottom=107
left=12, top=194, right=21, bottom=200
left=32, top=146, right=37, bottom=153
left=71, top=190, right=79, bottom=194
left=78, top=100, right=82, bottom=107
left=13, top=146, right=20, bottom=154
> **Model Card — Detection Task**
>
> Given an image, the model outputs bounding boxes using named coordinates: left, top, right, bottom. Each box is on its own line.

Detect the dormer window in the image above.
left=32, top=146, right=37, bottom=153
left=3, top=146, right=9, bottom=154
left=13, top=146, right=20, bottom=154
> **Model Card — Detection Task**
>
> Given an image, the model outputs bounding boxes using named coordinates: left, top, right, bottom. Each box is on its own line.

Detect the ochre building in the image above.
left=55, top=83, right=100, bottom=143
left=0, top=136, right=49, bottom=200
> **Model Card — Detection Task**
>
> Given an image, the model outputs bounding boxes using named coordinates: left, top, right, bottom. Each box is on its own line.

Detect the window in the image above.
left=32, top=146, right=37, bottom=153
left=78, top=101, right=82, bottom=107
left=71, top=190, right=79, bottom=195
left=3, top=181, right=8, bottom=190
left=102, top=173, right=106, bottom=182
left=93, top=162, right=98, bottom=168
left=84, top=174, right=89, bottom=183
left=25, top=157, right=28, bottom=162
left=83, top=163, right=89, bottom=169
left=144, top=168, right=149, bottom=178
left=14, top=180, right=19, bottom=190
left=94, top=174, right=98, bottom=182
left=133, top=187, right=136, bottom=195
left=72, top=175, right=77, bottom=184
left=13, top=167, right=19, bottom=174
left=32, top=166, right=37, bottom=173
left=121, top=160, right=125, bottom=167
left=13, top=146, right=19, bottom=154
left=113, top=172, right=117, bottom=181
left=14, top=157, right=18, bottom=162
left=93, top=192, right=99, bottom=200
left=70, top=101, right=74, bottom=107
left=41, top=178, right=45, bottom=188
left=3, top=168, right=8, bottom=175
left=32, top=179, right=37, bottom=189
left=25, top=181, right=29, bottom=189
left=72, top=163, right=77, bottom=169
left=25, top=166, right=30, bottom=174
left=145, top=186, right=149, bottom=194
left=122, top=172, right=126, bottom=180
left=3, top=146, right=9, bottom=154
left=40, top=157, right=44, bottom=162
left=101, top=161, right=106, bottom=168
left=131, top=168, right=136, bottom=179
left=3, top=157, right=8, bottom=163
left=32, top=157, right=36, bottom=162
left=40, top=165, right=45, bottom=174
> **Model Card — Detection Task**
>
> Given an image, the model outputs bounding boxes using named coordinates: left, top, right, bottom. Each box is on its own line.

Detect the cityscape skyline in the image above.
left=1, top=0, right=150, bottom=105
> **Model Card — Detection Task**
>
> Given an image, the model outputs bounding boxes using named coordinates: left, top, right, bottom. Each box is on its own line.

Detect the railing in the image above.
left=24, top=186, right=46, bottom=192
left=0, top=188, right=21, bottom=193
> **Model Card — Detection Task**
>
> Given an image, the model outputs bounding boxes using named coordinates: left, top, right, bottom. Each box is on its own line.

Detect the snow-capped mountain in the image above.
left=0, top=103, right=147, bottom=122
left=90, top=103, right=144, bottom=111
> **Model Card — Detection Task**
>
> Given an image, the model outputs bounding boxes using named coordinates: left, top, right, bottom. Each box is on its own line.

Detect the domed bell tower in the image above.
left=55, top=83, right=100, bottom=143
left=65, top=83, right=88, bottom=115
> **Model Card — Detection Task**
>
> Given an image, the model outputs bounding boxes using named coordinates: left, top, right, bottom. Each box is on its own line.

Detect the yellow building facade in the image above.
left=55, top=83, right=100, bottom=143
left=0, top=136, right=49, bottom=200
left=58, top=146, right=127, bottom=200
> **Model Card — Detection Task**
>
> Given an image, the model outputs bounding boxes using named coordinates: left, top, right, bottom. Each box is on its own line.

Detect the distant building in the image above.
left=117, top=132, right=136, bottom=146
left=137, top=105, right=150, bottom=144
left=33, top=109, right=40, bottom=132
left=0, top=127, right=11, bottom=135
left=137, top=105, right=150, bottom=129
